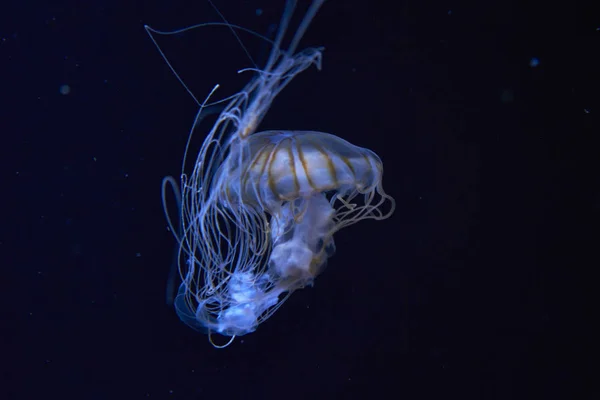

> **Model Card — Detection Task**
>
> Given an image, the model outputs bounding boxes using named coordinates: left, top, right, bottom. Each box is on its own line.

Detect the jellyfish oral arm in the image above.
left=269, top=193, right=335, bottom=283
left=203, top=193, right=335, bottom=337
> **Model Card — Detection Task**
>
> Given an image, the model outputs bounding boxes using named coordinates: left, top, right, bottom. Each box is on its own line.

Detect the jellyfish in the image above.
left=147, top=0, right=395, bottom=348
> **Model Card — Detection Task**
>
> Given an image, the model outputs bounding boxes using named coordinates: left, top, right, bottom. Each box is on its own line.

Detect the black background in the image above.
left=2, top=0, right=596, bottom=399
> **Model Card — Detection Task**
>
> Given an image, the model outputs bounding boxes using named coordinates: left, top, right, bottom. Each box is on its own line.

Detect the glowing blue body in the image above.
left=148, top=0, right=395, bottom=347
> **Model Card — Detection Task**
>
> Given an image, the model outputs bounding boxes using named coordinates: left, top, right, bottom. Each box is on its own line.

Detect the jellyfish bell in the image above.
left=149, top=0, right=395, bottom=348
left=220, top=130, right=385, bottom=208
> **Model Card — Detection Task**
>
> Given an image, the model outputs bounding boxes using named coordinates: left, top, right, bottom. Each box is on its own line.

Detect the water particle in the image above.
left=529, top=57, right=540, bottom=67
left=59, top=84, right=71, bottom=95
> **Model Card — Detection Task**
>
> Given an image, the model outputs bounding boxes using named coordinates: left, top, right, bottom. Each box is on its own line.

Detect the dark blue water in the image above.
left=2, top=0, right=593, bottom=399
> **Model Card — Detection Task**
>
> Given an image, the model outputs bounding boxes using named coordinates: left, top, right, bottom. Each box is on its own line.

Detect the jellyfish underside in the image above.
left=173, top=130, right=393, bottom=340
